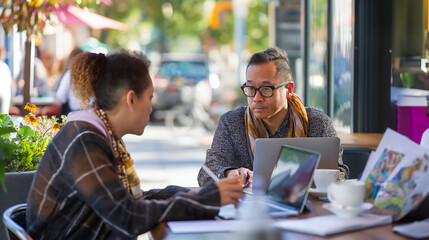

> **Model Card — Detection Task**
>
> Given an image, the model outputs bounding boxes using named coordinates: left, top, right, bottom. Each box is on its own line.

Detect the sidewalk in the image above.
left=123, top=123, right=214, bottom=190
left=124, top=124, right=215, bottom=240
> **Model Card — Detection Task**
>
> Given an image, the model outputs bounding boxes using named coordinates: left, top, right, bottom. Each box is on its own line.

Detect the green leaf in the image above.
left=0, top=159, right=5, bottom=192
left=18, top=126, right=35, bottom=138
left=0, top=142, right=17, bottom=159
left=0, top=141, right=17, bottom=192
left=0, top=126, right=17, bottom=136
left=0, top=113, right=13, bottom=127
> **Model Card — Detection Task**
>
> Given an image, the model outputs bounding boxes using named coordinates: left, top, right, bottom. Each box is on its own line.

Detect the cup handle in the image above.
left=338, top=171, right=346, bottom=181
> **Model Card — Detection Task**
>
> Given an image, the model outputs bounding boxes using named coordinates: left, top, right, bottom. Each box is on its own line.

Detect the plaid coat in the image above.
left=27, top=121, right=220, bottom=239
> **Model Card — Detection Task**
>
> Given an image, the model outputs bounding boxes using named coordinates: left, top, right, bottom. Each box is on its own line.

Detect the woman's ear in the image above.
left=125, top=90, right=136, bottom=111
left=286, top=81, right=294, bottom=98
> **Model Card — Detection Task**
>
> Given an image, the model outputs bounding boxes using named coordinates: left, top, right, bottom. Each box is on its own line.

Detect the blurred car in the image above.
left=151, top=53, right=220, bottom=112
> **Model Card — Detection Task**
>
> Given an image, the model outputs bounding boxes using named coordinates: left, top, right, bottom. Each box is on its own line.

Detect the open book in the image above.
left=360, top=128, right=429, bottom=221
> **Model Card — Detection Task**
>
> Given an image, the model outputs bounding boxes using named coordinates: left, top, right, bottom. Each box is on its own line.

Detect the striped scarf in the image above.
left=95, top=108, right=143, bottom=199
left=245, top=93, right=309, bottom=163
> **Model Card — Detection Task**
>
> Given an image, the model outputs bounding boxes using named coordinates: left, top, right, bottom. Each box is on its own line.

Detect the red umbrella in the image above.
left=56, top=5, right=127, bottom=30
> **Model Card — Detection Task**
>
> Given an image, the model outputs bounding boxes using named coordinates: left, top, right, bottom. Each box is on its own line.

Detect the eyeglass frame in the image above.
left=240, top=81, right=290, bottom=98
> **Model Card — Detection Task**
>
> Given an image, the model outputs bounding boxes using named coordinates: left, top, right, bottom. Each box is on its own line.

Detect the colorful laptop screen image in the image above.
left=266, top=145, right=320, bottom=211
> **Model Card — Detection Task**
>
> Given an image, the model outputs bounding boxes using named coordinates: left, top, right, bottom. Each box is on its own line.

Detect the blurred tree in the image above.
left=0, top=0, right=97, bottom=111
left=140, top=0, right=209, bottom=52
left=92, top=0, right=268, bottom=54
left=245, top=0, right=269, bottom=53
left=208, top=0, right=268, bottom=53
left=93, top=0, right=208, bottom=53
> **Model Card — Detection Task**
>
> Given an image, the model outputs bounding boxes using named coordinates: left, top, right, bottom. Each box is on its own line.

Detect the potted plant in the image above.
left=0, top=103, right=65, bottom=238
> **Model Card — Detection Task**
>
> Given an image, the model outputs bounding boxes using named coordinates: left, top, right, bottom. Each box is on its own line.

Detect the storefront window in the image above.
left=307, top=0, right=328, bottom=111
left=332, top=0, right=353, bottom=133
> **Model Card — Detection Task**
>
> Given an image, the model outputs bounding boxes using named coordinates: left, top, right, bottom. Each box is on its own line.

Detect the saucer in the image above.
left=308, top=188, right=327, bottom=198
left=323, top=202, right=373, bottom=218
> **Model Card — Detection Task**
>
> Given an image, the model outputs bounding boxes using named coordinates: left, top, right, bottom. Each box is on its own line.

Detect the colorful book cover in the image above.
left=364, top=149, right=404, bottom=202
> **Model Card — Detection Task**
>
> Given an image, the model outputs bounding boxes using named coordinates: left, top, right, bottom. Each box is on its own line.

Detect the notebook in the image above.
left=274, top=213, right=392, bottom=236
left=253, top=137, right=339, bottom=191
left=218, top=145, right=320, bottom=218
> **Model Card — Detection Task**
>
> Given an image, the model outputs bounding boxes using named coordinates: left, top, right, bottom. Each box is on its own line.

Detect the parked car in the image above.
left=151, top=53, right=220, bottom=112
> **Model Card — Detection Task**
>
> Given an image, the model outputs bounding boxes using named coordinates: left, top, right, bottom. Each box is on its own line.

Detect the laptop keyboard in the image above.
left=266, top=200, right=299, bottom=215
left=268, top=205, right=288, bottom=213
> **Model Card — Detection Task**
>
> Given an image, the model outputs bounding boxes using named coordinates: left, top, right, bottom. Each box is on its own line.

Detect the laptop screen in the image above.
left=253, top=137, right=339, bottom=191
left=266, top=145, right=320, bottom=211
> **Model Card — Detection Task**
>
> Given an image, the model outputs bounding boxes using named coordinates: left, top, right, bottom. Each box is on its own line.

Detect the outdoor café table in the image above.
left=148, top=195, right=414, bottom=240
left=12, top=96, right=59, bottom=107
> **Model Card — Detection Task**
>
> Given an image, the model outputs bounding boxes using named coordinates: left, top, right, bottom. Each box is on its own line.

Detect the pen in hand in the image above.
left=243, top=173, right=250, bottom=189
left=202, top=165, right=220, bottom=182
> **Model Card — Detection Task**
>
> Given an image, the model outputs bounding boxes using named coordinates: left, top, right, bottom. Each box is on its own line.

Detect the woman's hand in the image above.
left=215, top=178, right=244, bottom=207
left=225, top=168, right=253, bottom=188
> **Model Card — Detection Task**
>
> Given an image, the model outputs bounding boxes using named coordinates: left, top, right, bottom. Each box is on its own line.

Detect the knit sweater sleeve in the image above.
left=197, top=107, right=252, bottom=187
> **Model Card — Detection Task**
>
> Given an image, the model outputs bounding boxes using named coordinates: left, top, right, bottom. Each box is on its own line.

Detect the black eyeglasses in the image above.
left=241, top=81, right=288, bottom=98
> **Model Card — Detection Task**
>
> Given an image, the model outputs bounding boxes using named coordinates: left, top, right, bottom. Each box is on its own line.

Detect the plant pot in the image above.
left=0, top=170, right=35, bottom=240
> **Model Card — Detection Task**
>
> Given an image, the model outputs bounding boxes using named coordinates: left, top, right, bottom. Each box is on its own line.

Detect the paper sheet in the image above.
left=361, top=128, right=420, bottom=182
left=274, top=213, right=392, bottom=236
left=393, top=218, right=429, bottom=239
left=168, top=219, right=243, bottom=233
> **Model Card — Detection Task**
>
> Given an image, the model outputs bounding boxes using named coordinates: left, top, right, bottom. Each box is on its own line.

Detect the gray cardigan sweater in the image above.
left=197, top=106, right=348, bottom=187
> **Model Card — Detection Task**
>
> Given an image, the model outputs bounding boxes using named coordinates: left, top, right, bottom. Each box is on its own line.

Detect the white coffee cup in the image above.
left=327, top=179, right=366, bottom=208
left=313, top=169, right=340, bottom=192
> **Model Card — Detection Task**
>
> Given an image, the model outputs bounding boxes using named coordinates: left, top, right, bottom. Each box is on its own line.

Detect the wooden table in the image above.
left=338, top=133, right=384, bottom=150
left=149, top=196, right=413, bottom=240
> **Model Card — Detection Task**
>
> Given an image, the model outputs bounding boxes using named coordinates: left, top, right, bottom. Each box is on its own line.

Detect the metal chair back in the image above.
left=2, top=203, right=32, bottom=240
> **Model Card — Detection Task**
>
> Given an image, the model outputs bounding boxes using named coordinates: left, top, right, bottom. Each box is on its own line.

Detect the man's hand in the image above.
left=215, top=178, right=244, bottom=207
left=225, top=168, right=253, bottom=188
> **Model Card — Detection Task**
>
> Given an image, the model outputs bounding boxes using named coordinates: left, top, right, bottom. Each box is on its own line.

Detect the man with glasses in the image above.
left=198, top=47, right=348, bottom=187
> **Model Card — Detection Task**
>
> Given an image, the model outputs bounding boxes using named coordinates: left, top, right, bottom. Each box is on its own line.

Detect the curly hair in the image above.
left=69, top=49, right=151, bottom=110
left=246, top=47, right=292, bottom=83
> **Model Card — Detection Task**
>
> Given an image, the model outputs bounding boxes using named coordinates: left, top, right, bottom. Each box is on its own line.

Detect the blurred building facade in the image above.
left=269, top=0, right=429, bottom=140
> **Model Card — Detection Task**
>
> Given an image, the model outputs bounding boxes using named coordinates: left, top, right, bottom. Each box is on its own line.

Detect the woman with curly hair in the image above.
left=26, top=50, right=243, bottom=239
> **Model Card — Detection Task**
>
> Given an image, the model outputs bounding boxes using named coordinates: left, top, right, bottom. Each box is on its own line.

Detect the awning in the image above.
left=56, top=5, right=127, bottom=30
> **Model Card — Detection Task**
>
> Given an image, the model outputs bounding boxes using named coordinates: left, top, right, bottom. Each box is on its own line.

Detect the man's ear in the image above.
left=125, top=90, right=136, bottom=111
left=286, top=81, right=294, bottom=98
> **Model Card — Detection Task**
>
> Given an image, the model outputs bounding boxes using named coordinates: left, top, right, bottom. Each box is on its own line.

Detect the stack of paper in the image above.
left=274, top=213, right=392, bottom=236
left=168, top=220, right=242, bottom=233
left=393, top=219, right=429, bottom=239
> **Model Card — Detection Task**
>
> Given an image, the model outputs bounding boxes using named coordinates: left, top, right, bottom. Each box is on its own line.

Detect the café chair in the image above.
left=342, top=146, right=373, bottom=179
left=2, top=203, right=32, bottom=240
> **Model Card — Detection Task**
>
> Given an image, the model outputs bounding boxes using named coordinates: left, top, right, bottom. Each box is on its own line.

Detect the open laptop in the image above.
left=253, top=137, right=340, bottom=191
left=218, top=145, right=320, bottom=218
